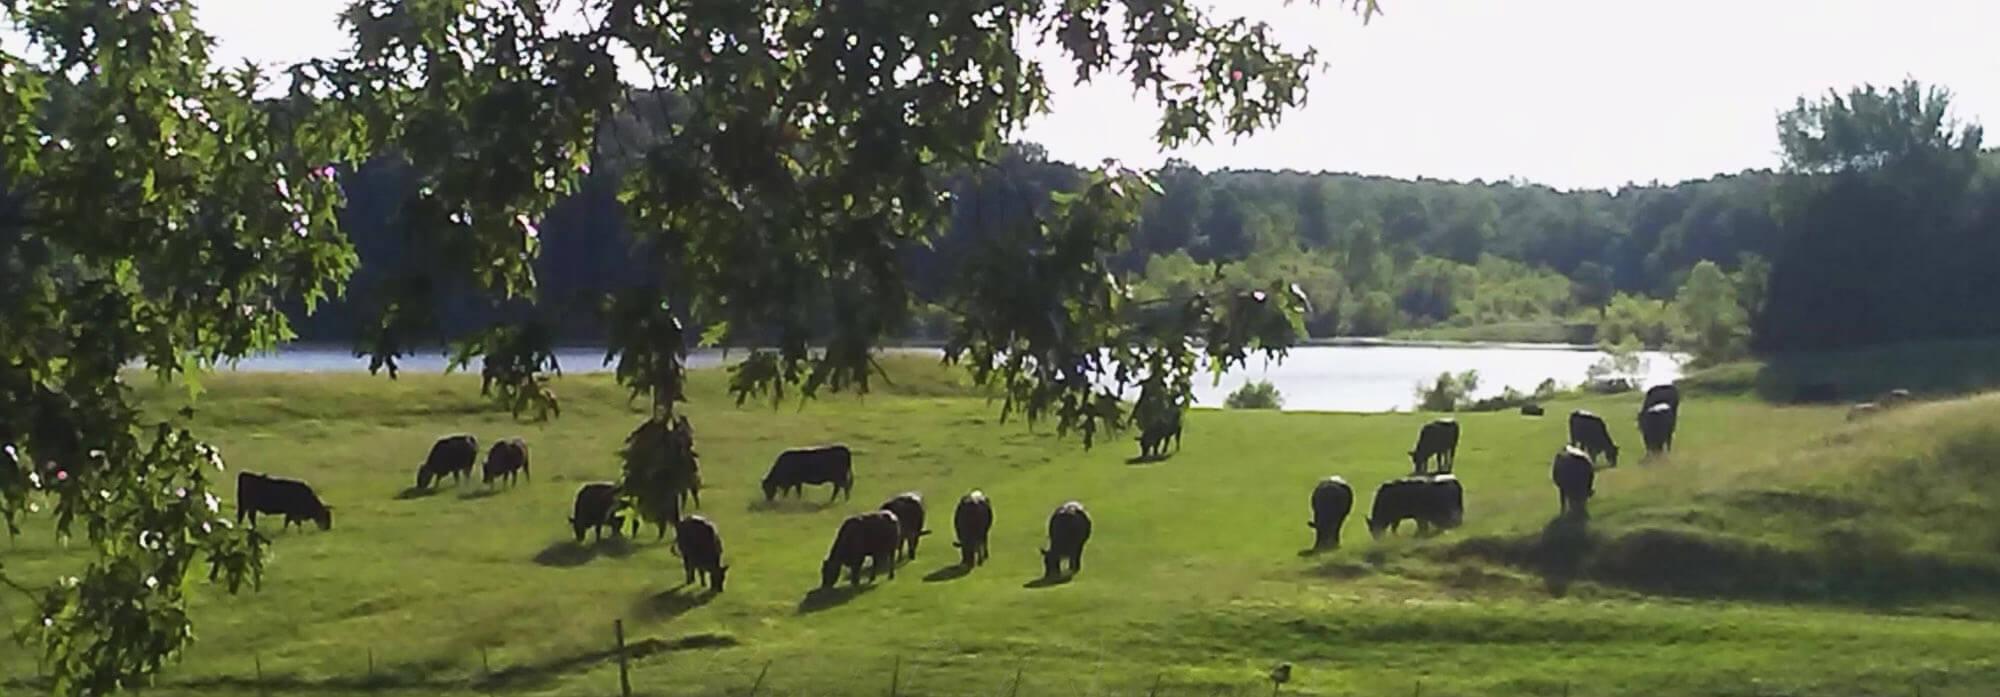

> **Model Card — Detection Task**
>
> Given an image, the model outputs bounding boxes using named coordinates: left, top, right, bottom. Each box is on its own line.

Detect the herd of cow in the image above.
left=228, top=436, right=1093, bottom=595
left=228, top=385, right=1701, bottom=598
left=1302, top=383, right=1686, bottom=549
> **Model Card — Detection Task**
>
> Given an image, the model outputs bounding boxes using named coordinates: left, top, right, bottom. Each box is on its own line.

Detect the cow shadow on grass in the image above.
left=747, top=498, right=841, bottom=514
left=1533, top=513, right=1592, bottom=596
left=633, top=586, right=717, bottom=621
left=458, top=487, right=506, bottom=501
left=1124, top=452, right=1170, bottom=466
left=922, top=563, right=973, bottom=583
left=797, top=584, right=877, bottom=614
left=394, top=486, right=442, bottom=500
left=1022, top=574, right=1074, bottom=589
left=530, top=537, right=639, bottom=568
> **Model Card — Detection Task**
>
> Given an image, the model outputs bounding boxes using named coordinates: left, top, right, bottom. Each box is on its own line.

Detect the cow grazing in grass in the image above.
left=1042, top=501, right=1093, bottom=579
left=417, top=434, right=478, bottom=489
left=1847, top=402, right=1883, bottom=422
left=1409, top=418, right=1460, bottom=474
left=672, top=515, right=728, bottom=592
left=952, top=490, right=993, bottom=568
left=821, top=510, right=901, bottom=588
left=482, top=437, right=530, bottom=486
left=763, top=445, right=854, bottom=502
left=1366, top=475, right=1463, bottom=538
left=569, top=482, right=624, bottom=543
left=1552, top=446, right=1595, bottom=517
left=1520, top=404, right=1546, bottom=417
left=880, top=492, right=931, bottom=561
left=1638, top=403, right=1677, bottom=455
left=236, top=472, right=333, bottom=531
left=1307, top=476, right=1354, bottom=550
left=1568, top=410, right=1620, bottom=467
left=1882, top=388, right=1914, bottom=408
left=1137, top=409, right=1184, bottom=460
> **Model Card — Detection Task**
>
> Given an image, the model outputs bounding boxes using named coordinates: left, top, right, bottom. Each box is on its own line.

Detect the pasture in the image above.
left=5, top=355, right=2000, bottom=696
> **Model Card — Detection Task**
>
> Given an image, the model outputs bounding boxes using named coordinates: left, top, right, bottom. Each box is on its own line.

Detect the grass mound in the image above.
left=1449, top=392, right=2000, bottom=611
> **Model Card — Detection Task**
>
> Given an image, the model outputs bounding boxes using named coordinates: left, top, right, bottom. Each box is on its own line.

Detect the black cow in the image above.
left=1366, top=475, right=1464, bottom=538
left=672, top=515, right=728, bottom=592
left=1042, top=501, right=1093, bottom=579
left=1520, top=404, right=1546, bottom=417
left=1643, top=384, right=1681, bottom=412
left=763, top=445, right=855, bottom=502
left=236, top=472, right=333, bottom=531
left=482, top=437, right=530, bottom=486
left=1408, top=418, right=1459, bottom=474
left=880, top=492, right=931, bottom=561
left=417, top=434, right=478, bottom=489
left=821, top=510, right=901, bottom=588
left=952, top=490, right=994, bottom=568
left=1568, top=410, right=1620, bottom=467
left=1307, top=476, right=1353, bottom=550
left=1638, top=402, right=1677, bottom=454
left=569, top=482, right=625, bottom=543
left=1552, top=446, right=1595, bottom=517
left=1137, top=410, right=1184, bottom=460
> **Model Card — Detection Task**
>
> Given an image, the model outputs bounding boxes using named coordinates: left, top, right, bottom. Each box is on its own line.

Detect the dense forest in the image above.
left=293, top=80, right=2000, bottom=365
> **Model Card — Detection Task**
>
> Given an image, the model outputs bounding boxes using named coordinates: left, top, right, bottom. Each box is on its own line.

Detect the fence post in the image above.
left=254, top=653, right=264, bottom=696
left=1007, top=666, right=1022, bottom=697
left=748, top=660, right=772, bottom=697
left=1414, top=679, right=1422, bottom=697
left=1149, top=674, right=1162, bottom=697
left=1564, top=680, right=1570, bottom=697
left=614, top=619, right=632, bottom=697
left=889, top=655, right=901, bottom=697
left=366, top=647, right=374, bottom=678
left=481, top=647, right=489, bottom=677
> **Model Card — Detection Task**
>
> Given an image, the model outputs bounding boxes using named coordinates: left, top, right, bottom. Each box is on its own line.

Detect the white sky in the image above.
left=24, top=0, right=2000, bottom=190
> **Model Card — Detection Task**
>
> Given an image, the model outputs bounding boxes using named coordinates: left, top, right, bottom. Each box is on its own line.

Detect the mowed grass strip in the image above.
left=4, top=355, right=1999, bottom=696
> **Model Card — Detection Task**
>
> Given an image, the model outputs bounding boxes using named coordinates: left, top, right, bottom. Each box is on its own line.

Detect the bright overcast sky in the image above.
left=25, top=0, right=2000, bottom=190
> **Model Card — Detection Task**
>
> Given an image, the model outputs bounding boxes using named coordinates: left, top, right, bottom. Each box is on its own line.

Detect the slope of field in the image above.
left=5, top=356, right=2000, bottom=696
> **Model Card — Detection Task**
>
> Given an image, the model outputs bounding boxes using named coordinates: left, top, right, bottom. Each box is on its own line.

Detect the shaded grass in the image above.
left=1683, top=338, right=2000, bottom=402
left=4, top=353, right=2000, bottom=696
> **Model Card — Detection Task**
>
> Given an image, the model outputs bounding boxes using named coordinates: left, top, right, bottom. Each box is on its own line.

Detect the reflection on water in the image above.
left=211, top=343, right=1680, bottom=413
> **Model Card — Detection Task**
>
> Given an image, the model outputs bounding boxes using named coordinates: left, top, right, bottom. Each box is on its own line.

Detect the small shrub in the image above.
left=1464, top=377, right=1563, bottom=412
left=1225, top=381, right=1284, bottom=410
left=1414, top=370, right=1480, bottom=412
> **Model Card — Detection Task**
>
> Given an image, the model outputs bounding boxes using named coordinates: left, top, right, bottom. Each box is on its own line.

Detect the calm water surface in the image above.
left=218, top=343, right=1681, bottom=413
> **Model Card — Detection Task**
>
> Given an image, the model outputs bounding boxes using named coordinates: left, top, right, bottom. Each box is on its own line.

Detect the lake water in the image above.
left=214, top=343, right=1681, bottom=413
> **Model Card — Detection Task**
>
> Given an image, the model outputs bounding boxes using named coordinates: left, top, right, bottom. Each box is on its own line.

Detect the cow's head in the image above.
left=415, top=467, right=434, bottom=490
left=1604, top=445, right=1620, bottom=468
left=760, top=478, right=780, bottom=502
left=314, top=506, right=334, bottom=531
left=1366, top=517, right=1388, bottom=539
left=713, top=565, right=729, bottom=593
left=1040, top=548, right=1061, bottom=579
left=568, top=516, right=587, bottom=543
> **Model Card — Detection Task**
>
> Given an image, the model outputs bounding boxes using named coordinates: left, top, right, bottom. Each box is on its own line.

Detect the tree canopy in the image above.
left=0, top=0, right=1375, bottom=693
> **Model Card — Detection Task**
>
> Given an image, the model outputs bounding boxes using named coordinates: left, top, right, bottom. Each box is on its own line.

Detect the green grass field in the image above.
left=6, top=354, right=2000, bottom=696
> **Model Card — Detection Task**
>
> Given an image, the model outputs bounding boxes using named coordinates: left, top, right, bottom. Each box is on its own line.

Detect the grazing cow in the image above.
left=236, top=472, right=333, bottom=531
left=417, top=434, right=478, bottom=489
left=1552, top=446, right=1595, bottom=516
left=1137, top=410, right=1184, bottom=460
left=1643, top=384, right=1681, bottom=412
left=672, top=515, right=728, bottom=592
left=482, top=437, right=530, bottom=486
left=821, top=510, right=901, bottom=588
left=763, top=445, right=855, bottom=502
left=1408, top=418, right=1460, bottom=474
left=1042, top=501, right=1093, bottom=579
left=952, top=490, right=994, bottom=568
left=569, top=482, right=625, bottom=543
left=1638, top=402, right=1677, bottom=454
left=1307, top=476, right=1354, bottom=550
left=1882, top=388, right=1914, bottom=408
left=1847, top=402, right=1882, bottom=422
left=1520, top=404, right=1546, bottom=417
left=879, top=492, right=931, bottom=561
left=1568, top=410, right=1620, bottom=467
left=1365, top=475, right=1463, bottom=538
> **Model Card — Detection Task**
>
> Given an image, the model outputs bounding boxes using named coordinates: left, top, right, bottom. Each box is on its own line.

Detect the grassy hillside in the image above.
left=5, top=355, right=2000, bottom=696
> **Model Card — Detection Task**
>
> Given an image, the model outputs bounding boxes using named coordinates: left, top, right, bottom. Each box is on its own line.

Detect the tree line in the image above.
left=307, top=81, right=2000, bottom=367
